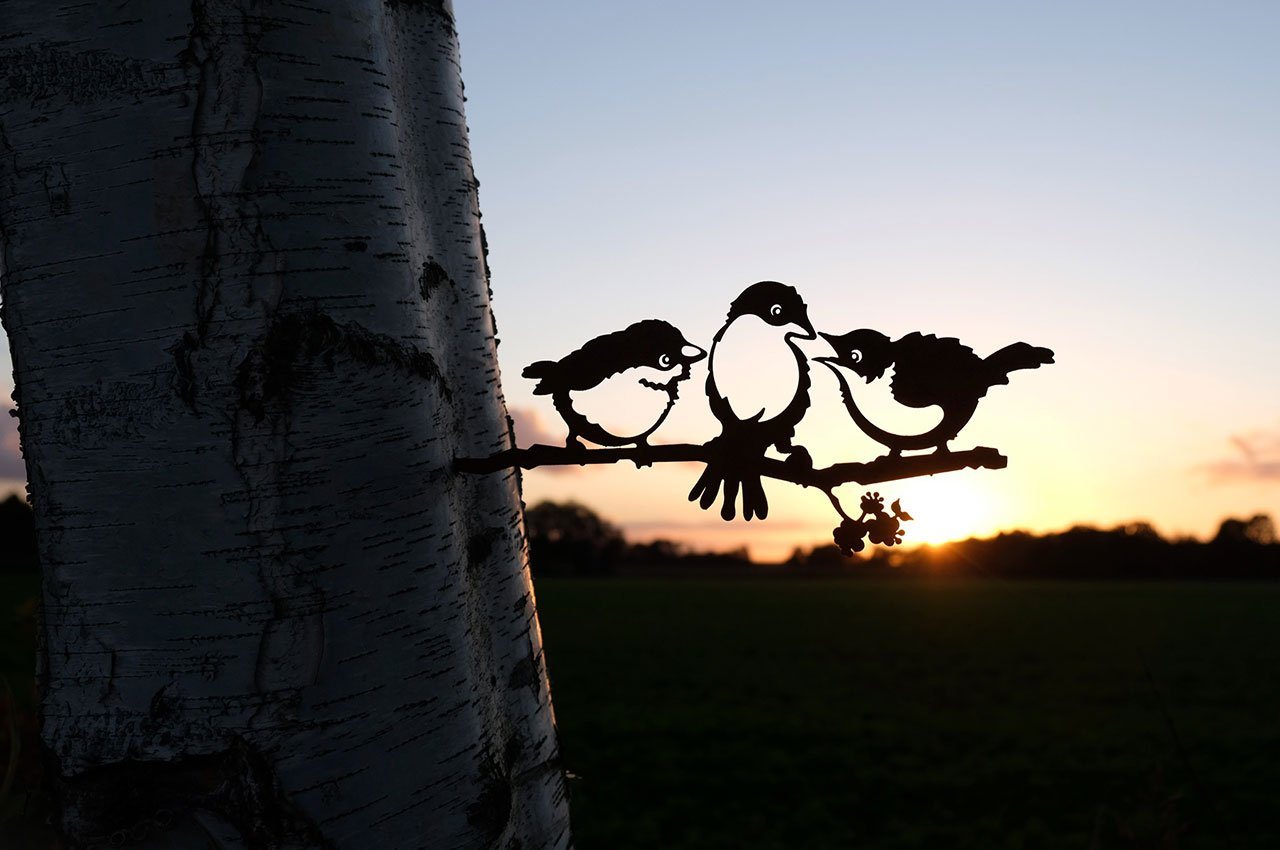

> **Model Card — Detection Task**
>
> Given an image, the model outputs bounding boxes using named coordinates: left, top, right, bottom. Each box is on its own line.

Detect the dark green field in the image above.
left=534, top=579, right=1280, bottom=849
left=4, top=578, right=1280, bottom=847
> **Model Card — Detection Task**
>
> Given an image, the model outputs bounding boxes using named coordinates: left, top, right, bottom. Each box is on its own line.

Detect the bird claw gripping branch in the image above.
left=456, top=281, right=1053, bottom=556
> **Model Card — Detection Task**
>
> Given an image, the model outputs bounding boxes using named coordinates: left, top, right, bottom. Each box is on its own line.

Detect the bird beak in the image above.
left=817, top=331, right=841, bottom=359
left=789, top=314, right=817, bottom=341
left=814, top=354, right=871, bottom=382
left=682, top=343, right=707, bottom=363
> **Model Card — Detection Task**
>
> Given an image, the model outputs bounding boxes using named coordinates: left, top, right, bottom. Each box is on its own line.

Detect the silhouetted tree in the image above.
left=525, top=501, right=626, bottom=576
left=1215, top=514, right=1277, bottom=546
left=524, top=500, right=755, bottom=575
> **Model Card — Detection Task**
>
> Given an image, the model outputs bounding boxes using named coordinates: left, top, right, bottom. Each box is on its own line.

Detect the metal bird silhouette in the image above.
left=460, top=286, right=1054, bottom=558
left=523, top=319, right=706, bottom=448
left=689, top=281, right=816, bottom=521
left=817, top=330, right=1055, bottom=455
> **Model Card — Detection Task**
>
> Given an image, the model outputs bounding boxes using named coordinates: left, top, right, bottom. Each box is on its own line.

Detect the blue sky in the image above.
left=1, top=2, right=1277, bottom=560
left=452, top=1, right=1280, bottom=558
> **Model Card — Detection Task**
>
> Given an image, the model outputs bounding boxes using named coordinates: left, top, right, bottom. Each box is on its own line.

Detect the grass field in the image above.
left=534, top=579, right=1280, bottom=849
left=4, top=577, right=1280, bottom=848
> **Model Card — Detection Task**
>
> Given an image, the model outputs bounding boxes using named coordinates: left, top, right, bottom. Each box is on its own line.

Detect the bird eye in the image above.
left=850, top=351, right=862, bottom=363
left=658, top=353, right=672, bottom=369
left=769, top=304, right=782, bottom=318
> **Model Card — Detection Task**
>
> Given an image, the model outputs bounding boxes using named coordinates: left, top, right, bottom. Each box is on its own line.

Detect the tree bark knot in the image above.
left=419, top=259, right=453, bottom=301
left=236, top=311, right=451, bottom=422
left=467, top=738, right=524, bottom=844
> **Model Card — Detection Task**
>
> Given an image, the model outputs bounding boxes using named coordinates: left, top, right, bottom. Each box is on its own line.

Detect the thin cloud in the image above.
left=1199, top=425, right=1280, bottom=482
left=508, top=406, right=579, bottom=475
left=508, top=405, right=565, bottom=447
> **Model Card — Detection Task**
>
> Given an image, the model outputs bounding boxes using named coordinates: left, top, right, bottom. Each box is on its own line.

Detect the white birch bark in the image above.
left=0, top=1, right=571, bottom=847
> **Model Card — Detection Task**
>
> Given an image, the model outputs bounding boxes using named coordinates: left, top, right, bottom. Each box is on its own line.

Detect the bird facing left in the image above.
left=522, top=320, right=707, bottom=448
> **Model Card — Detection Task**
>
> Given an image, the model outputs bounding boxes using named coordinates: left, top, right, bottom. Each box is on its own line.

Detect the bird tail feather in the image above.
left=521, top=360, right=558, bottom=395
left=983, top=342, right=1055, bottom=386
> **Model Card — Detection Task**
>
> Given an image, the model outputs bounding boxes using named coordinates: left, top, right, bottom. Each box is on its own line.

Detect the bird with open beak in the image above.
left=816, top=328, right=1054, bottom=456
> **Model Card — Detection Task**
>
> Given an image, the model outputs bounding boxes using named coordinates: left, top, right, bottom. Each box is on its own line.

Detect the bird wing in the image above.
left=709, top=315, right=799, bottom=423
left=838, top=362, right=946, bottom=436
left=890, top=333, right=983, bottom=406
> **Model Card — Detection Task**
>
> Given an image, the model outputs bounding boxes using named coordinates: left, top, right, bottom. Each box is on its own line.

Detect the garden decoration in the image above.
left=520, top=319, right=706, bottom=450
left=457, top=281, right=1054, bottom=555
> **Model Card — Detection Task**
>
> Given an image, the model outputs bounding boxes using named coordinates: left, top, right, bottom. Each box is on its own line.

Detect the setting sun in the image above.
left=874, top=473, right=1005, bottom=545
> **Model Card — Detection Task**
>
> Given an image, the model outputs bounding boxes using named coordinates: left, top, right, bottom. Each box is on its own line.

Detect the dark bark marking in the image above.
left=478, top=223, right=492, bottom=286
left=40, top=163, right=70, bottom=215
left=384, top=0, right=456, bottom=32
left=177, top=0, right=268, bottom=410
left=466, top=527, right=503, bottom=571
left=467, top=743, right=517, bottom=845
left=419, top=259, right=452, bottom=300
left=507, top=642, right=540, bottom=693
left=236, top=311, right=450, bottom=422
left=504, top=413, right=517, bottom=449
left=478, top=224, right=501, bottom=342
left=148, top=682, right=179, bottom=722
left=169, top=331, right=199, bottom=411
left=57, top=738, right=334, bottom=849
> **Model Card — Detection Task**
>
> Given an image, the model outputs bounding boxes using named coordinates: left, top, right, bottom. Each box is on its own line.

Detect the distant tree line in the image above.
left=4, top=497, right=1276, bottom=579
left=786, top=514, right=1279, bottom=579
left=524, top=501, right=753, bottom=576
left=526, top=500, right=1280, bottom=579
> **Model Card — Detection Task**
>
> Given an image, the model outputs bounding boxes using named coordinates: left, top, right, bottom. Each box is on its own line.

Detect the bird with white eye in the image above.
left=816, top=328, right=1055, bottom=456
left=689, top=281, right=817, bottom=521
left=522, top=319, right=707, bottom=449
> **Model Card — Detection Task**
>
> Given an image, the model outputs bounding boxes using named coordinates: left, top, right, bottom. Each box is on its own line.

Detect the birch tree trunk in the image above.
left=0, top=1, right=571, bottom=847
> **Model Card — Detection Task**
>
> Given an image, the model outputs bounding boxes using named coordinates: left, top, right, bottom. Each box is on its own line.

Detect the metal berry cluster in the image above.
left=832, top=492, right=914, bottom=555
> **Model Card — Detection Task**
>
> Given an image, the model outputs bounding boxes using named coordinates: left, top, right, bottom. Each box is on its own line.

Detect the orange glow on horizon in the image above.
left=610, top=468, right=1017, bottom=562
left=876, top=474, right=1006, bottom=545
left=808, top=471, right=1013, bottom=555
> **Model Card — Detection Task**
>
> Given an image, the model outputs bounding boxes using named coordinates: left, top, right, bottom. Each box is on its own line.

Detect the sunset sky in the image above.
left=2, top=2, right=1278, bottom=561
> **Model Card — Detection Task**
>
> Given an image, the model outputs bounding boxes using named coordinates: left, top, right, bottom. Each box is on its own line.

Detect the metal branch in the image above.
left=454, top=443, right=1007, bottom=488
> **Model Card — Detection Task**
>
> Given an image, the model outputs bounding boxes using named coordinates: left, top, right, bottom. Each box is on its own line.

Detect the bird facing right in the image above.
left=689, top=281, right=817, bottom=521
